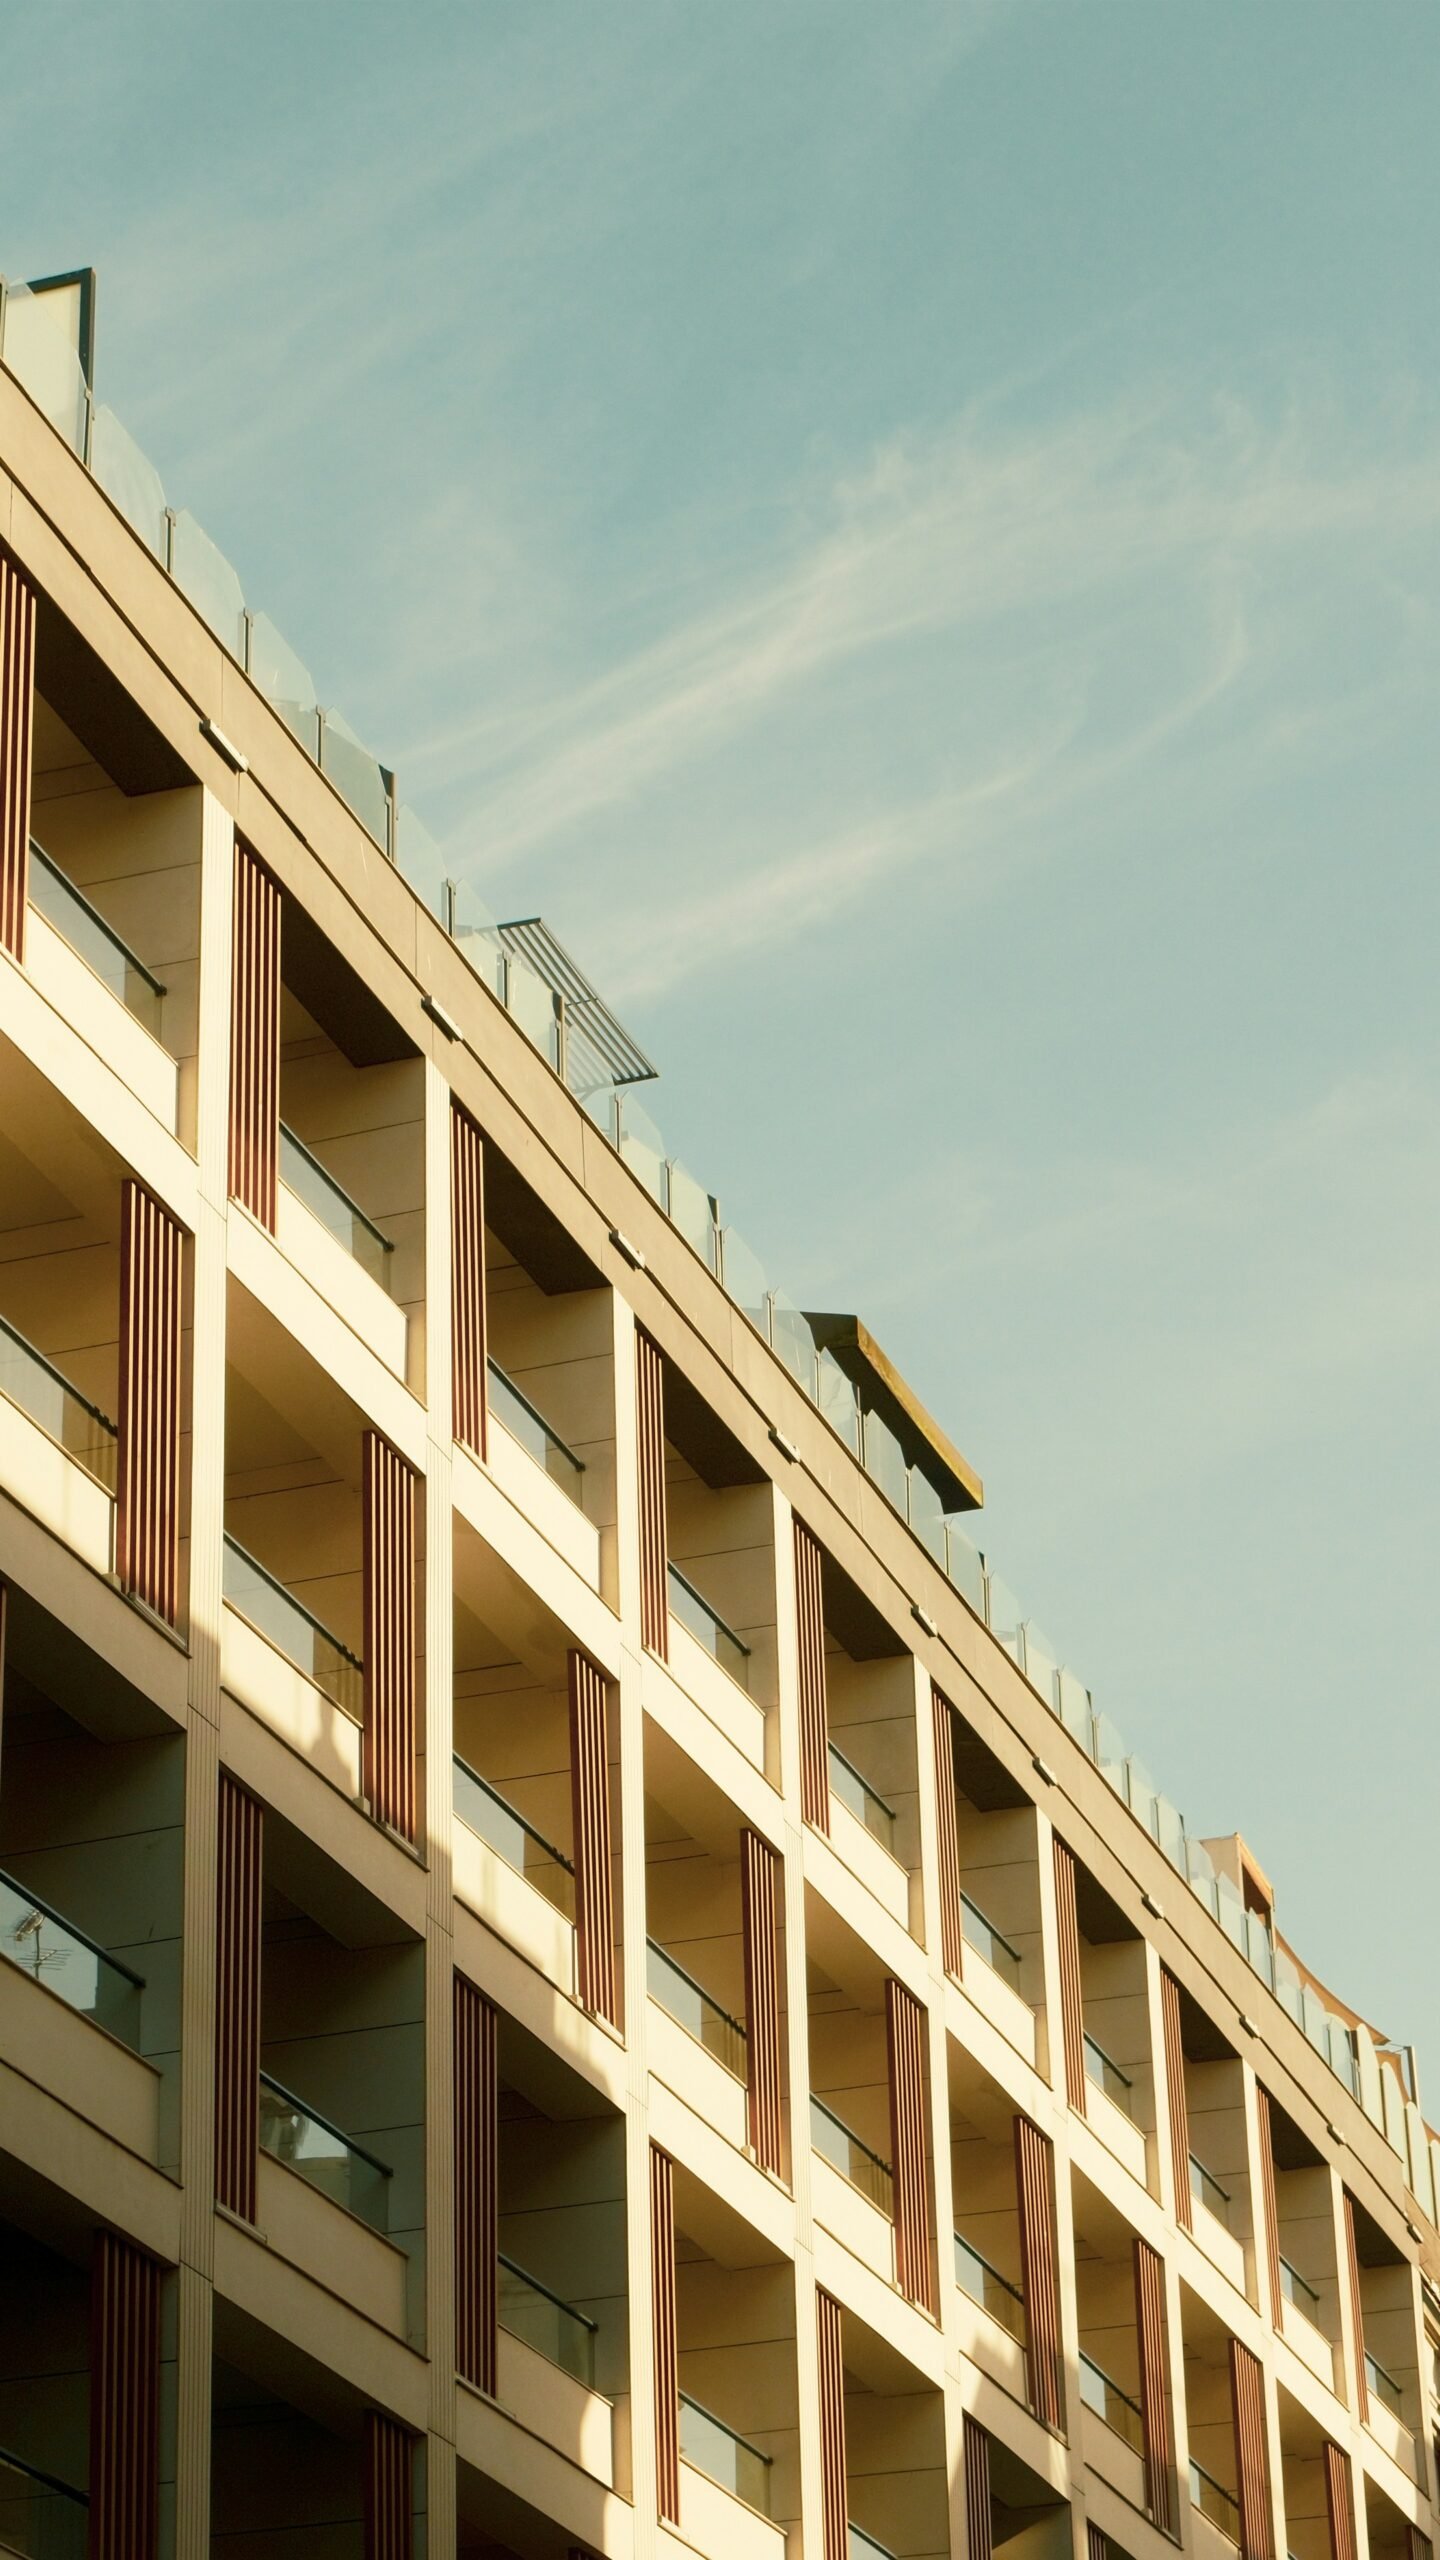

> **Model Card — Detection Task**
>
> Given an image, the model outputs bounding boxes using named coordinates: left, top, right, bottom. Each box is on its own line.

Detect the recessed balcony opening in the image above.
left=0, top=2217, right=92, bottom=2546
left=0, top=1582, right=184, bottom=2167
left=274, top=895, right=424, bottom=1370
left=256, top=1804, right=425, bottom=2339
left=1348, top=2195, right=1419, bottom=2444
left=946, top=2041, right=1044, bottom=2423
left=943, top=1700, right=1045, bottom=2050
left=496, top=2009, right=628, bottom=2443
left=210, top=2312, right=395, bottom=2559
left=829, top=2299, right=949, bottom=2560
left=656, top=1348, right=778, bottom=1720
left=480, top=1137, right=616, bottom=1560
left=1363, top=2468, right=1421, bottom=2560
left=814, top=1540, right=919, bottom=1915
left=1179, top=2284, right=1244, bottom=2552
left=804, top=1892, right=936, bottom=2302
left=1071, top=2170, right=1167, bottom=2513
left=1071, top=1861, right=1155, bottom=2178
left=980, top=2435, right=1072, bottom=2560
left=670, top=2162, right=798, bottom=2545
left=1263, top=2095, right=1338, bottom=2380
left=453, top=1520, right=619, bottom=2017
left=1275, top=2383, right=1337, bottom=2560
left=1171, top=1981, right=1254, bottom=2297
left=28, top=687, right=201, bottom=1122
left=643, top=1725, right=788, bottom=2171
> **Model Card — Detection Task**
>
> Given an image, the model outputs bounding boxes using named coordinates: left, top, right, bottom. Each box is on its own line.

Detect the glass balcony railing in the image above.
left=810, top=2094, right=894, bottom=2214
left=222, top=1534, right=363, bottom=1718
left=0, top=1865, right=143, bottom=2046
left=827, top=1741, right=896, bottom=1851
left=1190, top=2460, right=1241, bottom=2543
left=960, top=1891, right=1023, bottom=1993
left=679, top=2392, right=773, bottom=2514
left=0, top=2447, right=88, bottom=2560
left=1365, top=2351, right=1405, bottom=2418
left=953, top=2232, right=1026, bottom=2341
left=453, top=1756, right=576, bottom=1917
left=1190, top=2153, right=1233, bottom=2226
left=666, top=1561, right=751, bottom=1687
left=486, top=1358, right=586, bottom=1501
left=257, top=2071, right=392, bottom=2231
left=1084, top=2032, right=1134, bottom=2116
left=1278, top=2256, right=1322, bottom=2322
left=1080, top=2351, right=1144, bottom=2452
left=279, top=1122, right=394, bottom=1288
left=849, top=2526, right=896, bottom=2560
left=497, top=2252, right=597, bottom=2385
left=0, top=1310, right=117, bottom=1490
left=28, top=839, right=167, bottom=1036
left=646, top=1938, right=747, bottom=2080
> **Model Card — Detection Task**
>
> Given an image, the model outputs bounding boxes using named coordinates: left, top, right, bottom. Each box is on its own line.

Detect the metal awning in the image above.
left=496, top=917, right=657, bottom=1086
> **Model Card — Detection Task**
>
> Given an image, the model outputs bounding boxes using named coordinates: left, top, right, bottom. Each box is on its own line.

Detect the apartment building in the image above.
left=0, top=265, right=1435, bottom=2560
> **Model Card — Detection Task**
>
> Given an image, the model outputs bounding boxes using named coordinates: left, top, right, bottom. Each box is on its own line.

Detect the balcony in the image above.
left=647, top=1938, right=747, bottom=2081
left=222, top=1534, right=363, bottom=1719
left=258, top=2071, right=393, bottom=2233
left=960, top=1891, right=1023, bottom=1993
left=455, top=1757, right=575, bottom=1915
left=828, top=1741, right=897, bottom=1853
left=279, top=1121, right=393, bottom=1290
left=810, top=2094, right=893, bottom=2215
left=498, top=2252, right=597, bottom=2385
left=953, top=2232, right=1026, bottom=2343
left=485, top=1356, right=586, bottom=1505
left=849, top=2527, right=896, bottom=2560
left=680, top=2392, right=773, bottom=2517
left=1191, top=2460, right=1241, bottom=2546
left=1082, top=2029, right=1148, bottom=2183
left=1275, top=2257, right=1334, bottom=2387
left=0, top=1307, right=118, bottom=1578
left=668, top=1562, right=751, bottom=1689
left=1189, top=2152, right=1248, bottom=2293
left=1085, top=2032, right=1133, bottom=2114
left=1080, top=2351, right=1144, bottom=2453
left=28, top=839, right=167, bottom=1039
left=0, top=2445, right=88, bottom=2560
left=1365, top=2351, right=1404, bottom=2419
left=453, top=1754, right=576, bottom=1996
left=0, top=1865, right=143, bottom=2047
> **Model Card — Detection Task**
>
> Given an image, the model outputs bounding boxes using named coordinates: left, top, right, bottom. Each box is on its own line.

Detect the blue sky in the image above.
left=5, top=4, right=1438, bottom=2077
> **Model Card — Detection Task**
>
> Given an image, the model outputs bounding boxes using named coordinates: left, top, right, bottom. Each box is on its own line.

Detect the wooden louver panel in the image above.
left=569, top=1651, right=616, bottom=2023
left=886, top=1978, right=935, bottom=2312
left=215, top=1773, right=261, bottom=2223
left=931, top=1683, right=965, bottom=1981
left=794, top=1518, right=830, bottom=1832
left=1134, top=2234, right=1175, bottom=2534
left=450, top=1101, right=487, bottom=1459
left=1407, top=2531, right=1434, bottom=2560
left=1341, top=2192, right=1368, bottom=2421
left=0, top=551, right=35, bottom=963
left=1052, top=1834, right=1087, bottom=2114
left=1322, top=2443, right=1357, bottom=2560
left=650, top=2144, right=680, bottom=2523
left=89, top=2229, right=162, bottom=2560
left=1160, top=1966, right=1192, bottom=2230
left=1229, top=2336, right=1275, bottom=2560
left=635, top=1329, right=669, bottom=1660
left=1086, top=2529, right=1107, bottom=2560
left=1254, top=2084, right=1282, bottom=2325
left=227, top=839, right=280, bottom=1230
left=117, top=1180, right=184, bottom=1625
left=816, top=2287, right=848, bottom=2560
left=1013, top=2113, right=1063, bottom=2431
left=963, top=2413, right=992, bottom=2560
left=741, top=1828, right=783, bottom=2177
left=363, top=2413, right=414, bottom=2560
left=363, top=1431, right=418, bottom=1843
left=453, top=1974, right=498, bottom=2397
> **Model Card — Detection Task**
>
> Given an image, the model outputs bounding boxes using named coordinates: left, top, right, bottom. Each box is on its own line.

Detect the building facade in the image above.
left=0, top=269, right=1436, bottom=2560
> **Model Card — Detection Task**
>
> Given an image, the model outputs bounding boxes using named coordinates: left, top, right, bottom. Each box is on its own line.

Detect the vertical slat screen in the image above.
left=885, top=1978, right=935, bottom=2312
left=1013, top=2113, right=1062, bottom=2431
left=635, top=1329, right=669, bottom=1660
left=214, top=1773, right=261, bottom=2223
left=650, top=2143, right=680, bottom=2523
left=1322, top=2443, right=1356, bottom=2560
left=89, top=2230, right=161, bottom=2560
left=569, top=1650, right=617, bottom=2023
left=453, top=1974, right=498, bottom=2397
left=1160, top=1967, right=1192, bottom=2230
left=741, top=1828, right=783, bottom=2177
left=816, top=2287, right=848, bottom=2560
left=363, top=1431, right=418, bottom=1843
left=1341, top=2192, right=1368, bottom=2421
left=931, top=1683, right=965, bottom=1981
left=1134, top=2234, right=1175, bottom=2533
left=1407, top=2532, right=1434, bottom=2560
left=794, top=1518, right=830, bottom=1832
left=0, top=551, right=35, bottom=964
left=117, top=1180, right=184, bottom=1625
left=363, top=2413, right=413, bottom=2560
left=1229, top=2337, right=1275, bottom=2560
left=1254, top=2084, right=1282, bottom=2325
left=963, top=2413, right=992, bottom=2560
left=1086, top=2530, right=1107, bottom=2560
left=1052, top=1834, right=1087, bottom=2114
left=450, top=1100, right=487, bottom=1459
left=227, top=839, right=280, bottom=1230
